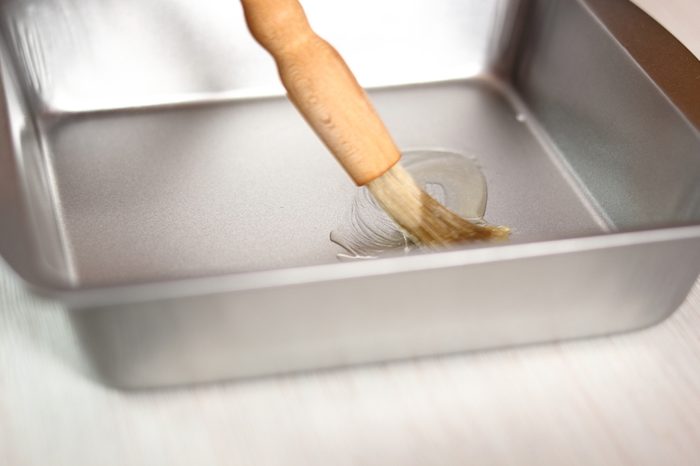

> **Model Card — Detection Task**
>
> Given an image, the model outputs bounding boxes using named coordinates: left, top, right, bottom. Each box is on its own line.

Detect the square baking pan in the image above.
left=0, top=0, right=699, bottom=387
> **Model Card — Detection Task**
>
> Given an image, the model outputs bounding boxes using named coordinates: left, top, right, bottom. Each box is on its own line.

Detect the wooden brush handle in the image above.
left=241, top=0, right=401, bottom=186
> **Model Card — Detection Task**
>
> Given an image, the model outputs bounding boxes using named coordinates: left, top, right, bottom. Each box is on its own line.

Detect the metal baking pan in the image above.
left=1, top=0, right=699, bottom=388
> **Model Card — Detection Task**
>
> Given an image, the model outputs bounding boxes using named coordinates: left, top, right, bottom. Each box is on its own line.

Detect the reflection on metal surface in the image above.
left=0, top=0, right=507, bottom=112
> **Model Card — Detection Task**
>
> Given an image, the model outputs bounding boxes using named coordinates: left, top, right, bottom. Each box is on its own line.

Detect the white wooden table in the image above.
left=1, top=1, right=699, bottom=465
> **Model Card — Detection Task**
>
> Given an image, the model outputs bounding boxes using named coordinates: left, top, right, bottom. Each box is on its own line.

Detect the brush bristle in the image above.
left=367, top=163, right=509, bottom=247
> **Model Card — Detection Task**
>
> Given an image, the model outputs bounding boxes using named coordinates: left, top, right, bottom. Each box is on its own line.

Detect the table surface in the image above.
left=2, top=1, right=700, bottom=465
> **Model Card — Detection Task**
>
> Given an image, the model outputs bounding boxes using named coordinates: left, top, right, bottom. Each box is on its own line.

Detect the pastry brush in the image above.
left=241, top=0, right=509, bottom=247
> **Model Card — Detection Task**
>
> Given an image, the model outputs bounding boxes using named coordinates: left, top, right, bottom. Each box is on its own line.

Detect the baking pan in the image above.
left=0, top=0, right=699, bottom=387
